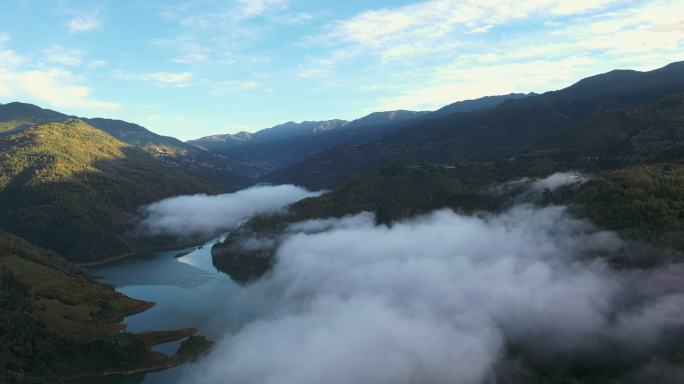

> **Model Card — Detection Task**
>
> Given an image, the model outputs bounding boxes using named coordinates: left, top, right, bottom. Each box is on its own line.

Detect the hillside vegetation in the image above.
left=190, top=94, right=532, bottom=170
left=212, top=161, right=465, bottom=272
left=84, top=118, right=262, bottom=188
left=0, top=117, right=220, bottom=263
left=0, top=231, right=149, bottom=383
left=214, top=93, right=684, bottom=271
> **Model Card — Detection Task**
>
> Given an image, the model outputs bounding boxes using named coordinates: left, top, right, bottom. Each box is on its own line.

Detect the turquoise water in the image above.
left=70, top=235, right=256, bottom=384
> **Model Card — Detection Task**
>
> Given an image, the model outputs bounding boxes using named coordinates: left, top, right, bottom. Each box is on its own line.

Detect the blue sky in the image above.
left=1, top=0, right=683, bottom=141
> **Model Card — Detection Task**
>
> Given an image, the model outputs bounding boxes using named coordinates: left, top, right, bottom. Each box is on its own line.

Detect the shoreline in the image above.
left=59, top=345, right=212, bottom=382
left=103, top=301, right=157, bottom=324
left=77, top=239, right=204, bottom=267
left=59, top=329, right=202, bottom=381
left=213, top=260, right=267, bottom=273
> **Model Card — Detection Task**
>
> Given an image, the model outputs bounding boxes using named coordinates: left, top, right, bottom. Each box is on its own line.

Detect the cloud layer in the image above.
left=181, top=203, right=684, bottom=383
left=132, top=184, right=322, bottom=238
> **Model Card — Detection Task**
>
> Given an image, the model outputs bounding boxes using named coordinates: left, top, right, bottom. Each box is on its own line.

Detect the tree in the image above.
left=542, top=187, right=553, bottom=201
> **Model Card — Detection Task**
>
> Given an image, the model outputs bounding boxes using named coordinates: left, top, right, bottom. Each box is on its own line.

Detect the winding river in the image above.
left=70, top=234, right=256, bottom=384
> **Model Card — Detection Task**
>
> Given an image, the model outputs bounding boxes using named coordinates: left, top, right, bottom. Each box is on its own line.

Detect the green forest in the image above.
left=0, top=115, right=221, bottom=263
left=214, top=93, right=684, bottom=272
left=0, top=231, right=150, bottom=383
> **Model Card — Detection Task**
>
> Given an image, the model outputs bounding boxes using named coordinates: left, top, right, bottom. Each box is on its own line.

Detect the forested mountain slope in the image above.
left=190, top=93, right=531, bottom=170
left=0, top=102, right=68, bottom=135
left=0, top=117, right=220, bottom=263
left=84, top=118, right=262, bottom=188
left=188, top=111, right=429, bottom=169
left=0, top=231, right=211, bottom=383
left=0, top=102, right=263, bottom=188
left=215, top=92, right=684, bottom=272
left=268, top=61, right=684, bottom=190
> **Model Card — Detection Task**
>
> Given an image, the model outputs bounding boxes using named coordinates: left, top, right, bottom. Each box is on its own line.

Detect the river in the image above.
left=70, top=234, right=257, bottom=384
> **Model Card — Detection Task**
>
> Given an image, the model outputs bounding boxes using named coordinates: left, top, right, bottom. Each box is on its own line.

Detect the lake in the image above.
left=70, top=235, right=257, bottom=384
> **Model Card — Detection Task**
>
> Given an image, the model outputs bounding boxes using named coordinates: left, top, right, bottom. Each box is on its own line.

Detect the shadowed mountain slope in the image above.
left=83, top=118, right=262, bottom=188
left=188, top=110, right=430, bottom=169
left=267, top=61, right=684, bottom=190
left=215, top=93, right=684, bottom=278
left=189, top=93, right=532, bottom=170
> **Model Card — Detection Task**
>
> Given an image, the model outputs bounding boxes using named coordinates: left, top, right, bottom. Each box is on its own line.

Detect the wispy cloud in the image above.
left=241, top=81, right=259, bottom=90
left=151, top=36, right=211, bottom=64
left=149, top=115, right=161, bottom=120
left=305, top=0, right=629, bottom=53
left=274, top=12, right=313, bottom=25
left=174, top=117, right=185, bottom=123
left=85, top=60, right=106, bottom=69
left=210, top=80, right=266, bottom=95
left=67, top=10, right=101, bottom=33
left=296, top=0, right=684, bottom=112
left=42, top=46, right=86, bottom=66
left=164, top=0, right=289, bottom=29
left=465, top=24, right=493, bottom=34
left=109, top=70, right=194, bottom=87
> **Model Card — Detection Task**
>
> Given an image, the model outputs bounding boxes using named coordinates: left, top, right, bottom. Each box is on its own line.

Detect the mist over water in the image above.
left=130, top=184, right=323, bottom=238
left=119, top=173, right=684, bottom=383
left=174, top=206, right=684, bottom=383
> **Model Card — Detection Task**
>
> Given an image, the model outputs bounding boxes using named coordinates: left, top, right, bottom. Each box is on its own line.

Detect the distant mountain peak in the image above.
left=230, top=131, right=252, bottom=141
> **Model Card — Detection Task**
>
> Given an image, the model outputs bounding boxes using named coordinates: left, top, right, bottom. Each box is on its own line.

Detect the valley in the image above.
left=4, top=61, right=684, bottom=383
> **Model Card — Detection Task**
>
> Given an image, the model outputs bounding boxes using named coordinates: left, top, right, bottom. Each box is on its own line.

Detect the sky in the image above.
left=0, top=0, right=683, bottom=141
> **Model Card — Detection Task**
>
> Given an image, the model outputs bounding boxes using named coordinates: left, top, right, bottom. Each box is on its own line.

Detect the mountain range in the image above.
left=188, top=93, right=530, bottom=169
left=2, top=62, right=684, bottom=264
left=266, top=61, right=684, bottom=190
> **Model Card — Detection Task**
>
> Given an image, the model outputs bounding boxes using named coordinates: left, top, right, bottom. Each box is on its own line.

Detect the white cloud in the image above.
left=0, top=38, right=119, bottom=109
left=132, top=184, right=322, bottom=238
left=67, top=10, right=101, bottom=33
left=152, top=37, right=211, bottom=64
left=169, top=0, right=289, bottom=29
left=174, top=117, right=185, bottom=123
left=109, top=70, right=194, bottom=87
left=237, top=0, right=288, bottom=18
left=377, top=56, right=595, bottom=111
left=464, top=24, right=493, bottom=34
left=188, top=201, right=684, bottom=383
left=0, top=68, right=121, bottom=109
left=310, top=0, right=628, bottom=51
left=42, top=46, right=86, bottom=66
left=241, top=81, right=258, bottom=90
left=86, top=60, right=106, bottom=69
left=0, top=41, right=24, bottom=67
left=149, top=115, right=161, bottom=120
left=316, top=0, right=684, bottom=111
left=274, top=12, right=313, bottom=25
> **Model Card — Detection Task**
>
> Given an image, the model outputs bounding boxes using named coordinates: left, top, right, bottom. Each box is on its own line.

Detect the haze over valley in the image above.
left=3, top=1, right=684, bottom=383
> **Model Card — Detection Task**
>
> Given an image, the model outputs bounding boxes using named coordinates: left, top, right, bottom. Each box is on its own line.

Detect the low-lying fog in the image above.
left=135, top=176, right=684, bottom=383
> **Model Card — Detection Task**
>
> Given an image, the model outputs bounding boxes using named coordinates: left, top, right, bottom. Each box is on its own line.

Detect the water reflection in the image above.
left=70, top=234, right=247, bottom=384
left=212, top=260, right=263, bottom=286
